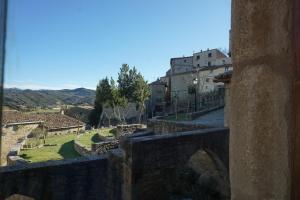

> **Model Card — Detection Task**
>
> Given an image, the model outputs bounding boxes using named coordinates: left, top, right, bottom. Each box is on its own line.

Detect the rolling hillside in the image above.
left=3, top=88, right=95, bottom=109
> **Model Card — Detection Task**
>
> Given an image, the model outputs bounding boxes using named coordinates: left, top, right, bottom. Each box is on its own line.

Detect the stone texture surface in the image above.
left=0, top=157, right=110, bottom=200
left=147, top=119, right=209, bottom=134
left=0, top=127, right=229, bottom=200
left=73, top=140, right=92, bottom=157
left=230, top=0, right=294, bottom=199
left=121, top=128, right=229, bottom=200
left=293, top=0, right=300, bottom=198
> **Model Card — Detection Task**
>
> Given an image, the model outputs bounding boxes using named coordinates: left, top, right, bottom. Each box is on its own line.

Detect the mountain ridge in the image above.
left=3, top=87, right=96, bottom=109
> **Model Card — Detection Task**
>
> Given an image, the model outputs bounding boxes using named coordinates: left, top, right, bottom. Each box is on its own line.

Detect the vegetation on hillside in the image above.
left=4, top=88, right=95, bottom=109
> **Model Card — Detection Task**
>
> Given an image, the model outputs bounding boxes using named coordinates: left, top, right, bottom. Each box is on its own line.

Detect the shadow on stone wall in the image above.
left=0, top=128, right=229, bottom=200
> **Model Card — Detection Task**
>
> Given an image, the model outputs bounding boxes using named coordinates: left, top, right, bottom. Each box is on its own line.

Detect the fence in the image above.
left=171, top=89, right=225, bottom=114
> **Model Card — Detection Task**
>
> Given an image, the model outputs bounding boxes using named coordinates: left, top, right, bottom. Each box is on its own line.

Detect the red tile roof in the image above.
left=2, top=111, right=85, bottom=130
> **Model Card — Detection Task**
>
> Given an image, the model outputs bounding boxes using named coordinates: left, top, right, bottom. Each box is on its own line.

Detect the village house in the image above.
left=148, top=79, right=168, bottom=117
left=1, top=111, right=85, bottom=165
left=149, top=49, right=232, bottom=115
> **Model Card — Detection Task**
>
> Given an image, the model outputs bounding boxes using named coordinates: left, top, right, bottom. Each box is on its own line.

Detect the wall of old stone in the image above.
left=0, top=127, right=229, bottom=200
left=0, top=156, right=112, bottom=200
left=91, top=140, right=119, bottom=155
left=120, top=128, right=229, bottom=200
left=73, top=140, right=92, bottom=157
left=1, top=124, right=38, bottom=166
left=230, top=0, right=294, bottom=199
left=147, top=119, right=208, bottom=134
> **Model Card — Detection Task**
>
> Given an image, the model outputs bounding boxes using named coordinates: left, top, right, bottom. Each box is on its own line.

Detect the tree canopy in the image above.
left=91, top=64, right=150, bottom=126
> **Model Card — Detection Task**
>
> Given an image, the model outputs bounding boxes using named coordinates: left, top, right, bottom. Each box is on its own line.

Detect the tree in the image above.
left=117, top=64, right=138, bottom=101
left=94, top=77, right=111, bottom=128
left=109, top=78, right=127, bottom=123
left=132, top=73, right=150, bottom=123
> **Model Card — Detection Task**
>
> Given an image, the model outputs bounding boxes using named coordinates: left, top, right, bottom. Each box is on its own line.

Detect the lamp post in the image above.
left=164, top=84, right=168, bottom=116
left=193, top=78, right=198, bottom=112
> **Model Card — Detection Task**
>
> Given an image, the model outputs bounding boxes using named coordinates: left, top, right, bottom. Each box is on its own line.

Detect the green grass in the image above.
left=164, top=113, right=191, bottom=121
left=76, top=128, right=115, bottom=149
left=19, top=134, right=81, bottom=163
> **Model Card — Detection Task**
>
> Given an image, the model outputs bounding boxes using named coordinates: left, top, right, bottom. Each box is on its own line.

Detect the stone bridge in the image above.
left=0, top=128, right=229, bottom=200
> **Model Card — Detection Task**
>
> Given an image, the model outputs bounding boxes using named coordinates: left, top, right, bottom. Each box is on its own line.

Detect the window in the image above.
left=184, top=59, right=186, bottom=63
left=206, top=78, right=210, bottom=82
left=197, top=64, right=200, bottom=67
left=196, top=55, right=200, bottom=60
left=208, top=53, right=212, bottom=57
left=208, top=62, right=211, bottom=66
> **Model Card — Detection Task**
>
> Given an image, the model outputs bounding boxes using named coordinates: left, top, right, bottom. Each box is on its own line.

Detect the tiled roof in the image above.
left=2, top=111, right=85, bottom=130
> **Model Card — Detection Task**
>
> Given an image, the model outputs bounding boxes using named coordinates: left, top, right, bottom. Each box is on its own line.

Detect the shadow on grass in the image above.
left=19, top=153, right=32, bottom=160
left=58, top=140, right=81, bottom=159
left=91, top=134, right=101, bottom=143
left=109, top=129, right=117, bottom=138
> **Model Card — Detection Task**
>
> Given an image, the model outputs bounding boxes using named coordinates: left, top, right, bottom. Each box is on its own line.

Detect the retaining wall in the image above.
left=147, top=119, right=209, bottom=134
left=73, top=141, right=92, bottom=157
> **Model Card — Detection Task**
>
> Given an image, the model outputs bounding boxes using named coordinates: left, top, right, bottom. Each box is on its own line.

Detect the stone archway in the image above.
left=167, top=149, right=230, bottom=200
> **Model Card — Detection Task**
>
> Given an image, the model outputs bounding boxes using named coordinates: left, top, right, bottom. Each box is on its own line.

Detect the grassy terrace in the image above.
left=77, top=129, right=115, bottom=149
left=19, top=134, right=80, bottom=163
left=19, top=128, right=115, bottom=163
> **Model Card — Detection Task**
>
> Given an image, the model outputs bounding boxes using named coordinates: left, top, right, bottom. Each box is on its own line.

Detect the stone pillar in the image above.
left=293, top=0, right=300, bottom=199
left=230, top=0, right=294, bottom=199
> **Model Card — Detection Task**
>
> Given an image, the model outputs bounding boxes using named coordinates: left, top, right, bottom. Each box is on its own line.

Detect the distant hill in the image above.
left=3, top=88, right=96, bottom=109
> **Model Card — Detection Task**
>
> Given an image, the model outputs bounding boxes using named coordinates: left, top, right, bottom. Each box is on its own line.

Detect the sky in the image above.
left=5, top=0, right=231, bottom=90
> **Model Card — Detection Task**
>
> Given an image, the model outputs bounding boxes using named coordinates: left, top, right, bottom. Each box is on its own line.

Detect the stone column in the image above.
left=230, top=0, right=294, bottom=199
left=293, top=0, right=300, bottom=199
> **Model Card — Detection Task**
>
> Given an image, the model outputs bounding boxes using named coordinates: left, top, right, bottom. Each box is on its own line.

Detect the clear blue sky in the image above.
left=5, top=0, right=231, bottom=90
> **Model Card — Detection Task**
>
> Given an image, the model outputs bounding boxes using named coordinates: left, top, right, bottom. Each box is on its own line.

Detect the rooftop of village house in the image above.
left=2, top=111, right=85, bottom=130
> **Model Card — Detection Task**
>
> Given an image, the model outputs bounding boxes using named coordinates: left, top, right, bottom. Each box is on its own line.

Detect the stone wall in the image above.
left=115, top=124, right=145, bottom=138
left=73, top=140, right=92, bottom=157
left=74, top=134, right=119, bottom=157
left=230, top=0, right=294, bottom=199
left=121, top=128, right=229, bottom=200
left=147, top=119, right=209, bottom=134
left=0, top=156, right=113, bottom=200
left=1, top=124, right=38, bottom=165
left=0, top=128, right=229, bottom=200
left=47, top=127, right=84, bottom=136
left=91, top=140, right=119, bottom=155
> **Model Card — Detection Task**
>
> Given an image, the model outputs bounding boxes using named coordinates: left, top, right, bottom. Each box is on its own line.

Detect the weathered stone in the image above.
left=230, top=0, right=294, bottom=199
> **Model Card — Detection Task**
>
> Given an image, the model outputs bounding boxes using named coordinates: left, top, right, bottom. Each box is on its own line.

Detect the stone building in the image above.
left=158, top=49, right=232, bottom=111
left=1, top=112, right=85, bottom=165
left=193, top=49, right=231, bottom=68
left=148, top=79, right=168, bottom=117
left=168, top=64, right=232, bottom=108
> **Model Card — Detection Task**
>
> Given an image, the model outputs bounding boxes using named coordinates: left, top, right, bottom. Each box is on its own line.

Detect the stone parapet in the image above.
left=147, top=119, right=209, bottom=134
